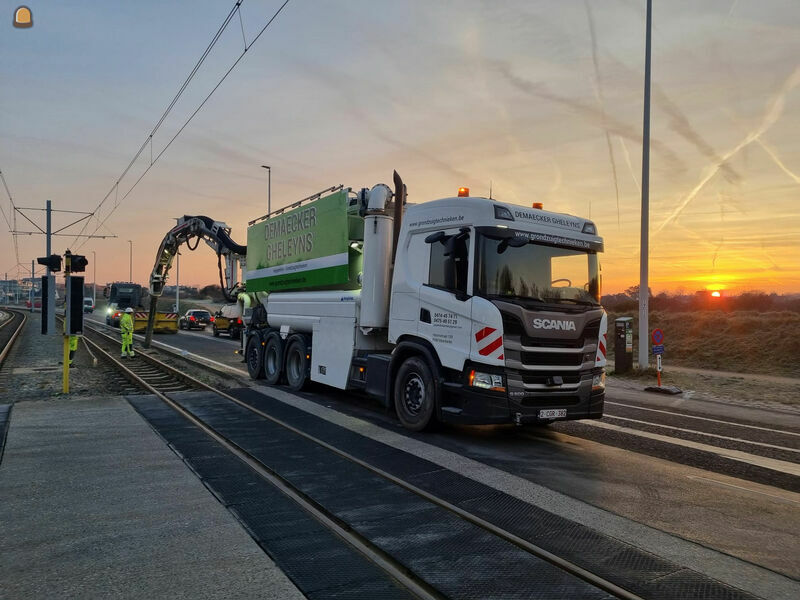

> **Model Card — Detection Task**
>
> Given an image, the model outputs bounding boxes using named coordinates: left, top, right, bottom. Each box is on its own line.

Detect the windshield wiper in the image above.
left=542, top=297, right=598, bottom=306
left=488, top=294, right=546, bottom=303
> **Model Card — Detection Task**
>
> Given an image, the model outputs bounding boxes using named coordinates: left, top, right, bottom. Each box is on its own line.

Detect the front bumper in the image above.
left=439, top=365, right=604, bottom=425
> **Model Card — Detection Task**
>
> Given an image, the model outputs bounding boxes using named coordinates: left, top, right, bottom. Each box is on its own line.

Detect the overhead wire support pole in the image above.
left=638, top=0, right=652, bottom=370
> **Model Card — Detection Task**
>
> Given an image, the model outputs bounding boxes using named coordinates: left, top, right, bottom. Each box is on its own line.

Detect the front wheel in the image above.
left=393, top=356, right=437, bottom=431
left=245, top=335, right=265, bottom=379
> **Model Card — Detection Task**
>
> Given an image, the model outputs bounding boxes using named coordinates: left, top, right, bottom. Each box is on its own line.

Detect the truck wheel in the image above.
left=394, top=356, right=436, bottom=431
left=212, top=325, right=219, bottom=337
left=231, top=327, right=241, bottom=341
left=246, top=335, right=265, bottom=379
left=263, top=333, right=284, bottom=385
left=284, top=337, right=309, bottom=392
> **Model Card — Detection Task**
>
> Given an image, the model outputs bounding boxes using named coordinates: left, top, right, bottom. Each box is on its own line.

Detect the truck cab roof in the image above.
left=404, top=196, right=602, bottom=251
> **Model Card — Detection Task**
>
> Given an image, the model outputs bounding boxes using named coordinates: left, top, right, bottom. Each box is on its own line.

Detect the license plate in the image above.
left=538, top=409, right=567, bottom=420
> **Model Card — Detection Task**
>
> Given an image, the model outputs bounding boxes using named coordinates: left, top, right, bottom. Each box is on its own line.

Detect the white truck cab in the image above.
left=388, top=195, right=606, bottom=427
left=243, top=176, right=606, bottom=431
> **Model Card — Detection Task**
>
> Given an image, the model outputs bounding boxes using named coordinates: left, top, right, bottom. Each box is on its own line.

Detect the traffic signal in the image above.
left=70, top=254, right=89, bottom=272
left=37, top=254, right=62, bottom=272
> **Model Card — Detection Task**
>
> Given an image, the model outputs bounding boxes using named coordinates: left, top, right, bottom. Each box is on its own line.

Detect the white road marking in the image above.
left=582, top=420, right=800, bottom=477
left=606, top=401, right=800, bottom=438
left=604, top=415, right=800, bottom=454
left=686, top=475, right=800, bottom=506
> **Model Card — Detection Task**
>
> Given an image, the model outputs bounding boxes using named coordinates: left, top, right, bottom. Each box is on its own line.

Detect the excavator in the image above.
left=143, top=215, right=246, bottom=348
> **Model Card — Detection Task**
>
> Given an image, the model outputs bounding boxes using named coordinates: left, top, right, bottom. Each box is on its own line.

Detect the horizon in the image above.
left=2, top=1, right=799, bottom=294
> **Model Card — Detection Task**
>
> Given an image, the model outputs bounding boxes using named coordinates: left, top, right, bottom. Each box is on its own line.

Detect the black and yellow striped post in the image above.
left=62, top=252, right=71, bottom=394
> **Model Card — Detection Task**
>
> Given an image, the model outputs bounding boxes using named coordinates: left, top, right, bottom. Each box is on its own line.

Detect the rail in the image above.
left=0, top=309, right=27, bottom=368
left=81, top=319, right=642, bottom=600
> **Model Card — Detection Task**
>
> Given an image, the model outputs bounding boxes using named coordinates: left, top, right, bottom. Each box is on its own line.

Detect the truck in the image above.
left=104, top=282, right=178, bottom=333
left=239, top=172, right=607, bottom=430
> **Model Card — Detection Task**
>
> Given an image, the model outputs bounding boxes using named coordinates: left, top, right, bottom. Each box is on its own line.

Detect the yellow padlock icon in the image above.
left=14, top=6, right=33, bottom=29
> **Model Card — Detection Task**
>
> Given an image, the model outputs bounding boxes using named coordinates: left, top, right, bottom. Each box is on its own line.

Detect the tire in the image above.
left=393, top=356, right=437, bottom=431
left=245, top=335, right=265, bottom=379
left=263, top=333, right=284, bottom=385
left=284, top=337, right=309, bottom=392
left=231, top=327, right=241, bottom=341
left=212, top=325, right=219, bottom=337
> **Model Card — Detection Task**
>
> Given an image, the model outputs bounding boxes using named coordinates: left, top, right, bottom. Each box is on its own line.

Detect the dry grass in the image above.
left=609, top=310, right=800, bottom=378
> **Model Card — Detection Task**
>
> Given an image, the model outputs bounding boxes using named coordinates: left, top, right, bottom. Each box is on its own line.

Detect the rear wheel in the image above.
left=246, top=335, right=265, bottom=379
left=284, top=337, right=309, bottom=392
left=212, top=325, right=219, bottom=337
left=263, top=333, right=284, bottom=385
left=393, top=356, right=437, bottom=431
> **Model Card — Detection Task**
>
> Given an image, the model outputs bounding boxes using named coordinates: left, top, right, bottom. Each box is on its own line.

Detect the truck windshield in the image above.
left=476, top=232, right=600, bottom=306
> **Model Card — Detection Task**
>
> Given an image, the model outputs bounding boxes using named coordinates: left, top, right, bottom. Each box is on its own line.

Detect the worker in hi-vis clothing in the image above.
left=120, top=307, right=135, bottom=358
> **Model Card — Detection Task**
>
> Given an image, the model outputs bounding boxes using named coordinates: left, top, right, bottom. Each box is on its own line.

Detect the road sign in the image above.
left=656, top=354, right=662, bottom=372
left=652, top=344, right=664, bottom=355
left=651, top=328, right=664, bottom=345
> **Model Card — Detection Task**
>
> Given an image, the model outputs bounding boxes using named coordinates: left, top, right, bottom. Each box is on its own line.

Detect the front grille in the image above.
left=520, top=351, right=583, bottom=367
left=503, top=315, right=600, bottom=349
left=520, top=373, right=581, bottom=386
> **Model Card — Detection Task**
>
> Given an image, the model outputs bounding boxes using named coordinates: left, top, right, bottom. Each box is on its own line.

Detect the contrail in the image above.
left=655, top=66, right=800, bottom=234
left=653, top=85, right=741, bottom=184
left=585, top=0, right=621, bottom=227
left=492, top=61, right=686, bottom=172
left=756, top=138, right=800, bottom=184
left=617, top=135, right=640, bottom=193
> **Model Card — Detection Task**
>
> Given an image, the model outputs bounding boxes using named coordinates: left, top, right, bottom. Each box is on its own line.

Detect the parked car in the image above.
left=83, top=297, right=94, bottom=313
left=179, top=309, right=213, bottom=330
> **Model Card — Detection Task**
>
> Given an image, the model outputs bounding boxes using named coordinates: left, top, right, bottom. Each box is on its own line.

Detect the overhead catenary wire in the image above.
left=69, top=1, right=245, bottom=248
left=74, top=0, right=292, bottom=252
left=0, top=167, right=22, bottom=274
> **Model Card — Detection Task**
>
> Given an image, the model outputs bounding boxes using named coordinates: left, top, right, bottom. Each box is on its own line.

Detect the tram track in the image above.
left=0, top=309, right=27, bottom=368
left=80, top=319, right=764, bottom=600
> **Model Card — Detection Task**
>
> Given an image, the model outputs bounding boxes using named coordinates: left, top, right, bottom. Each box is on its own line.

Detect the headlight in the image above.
left=106, top=307, right=112, bottom=314
left=592, top=372, right=606, bottom=391
left=469, top=370, right=505, bottom=392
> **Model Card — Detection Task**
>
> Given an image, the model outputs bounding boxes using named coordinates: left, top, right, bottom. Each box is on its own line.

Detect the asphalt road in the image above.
left=85, top=310, right=800, bottom=578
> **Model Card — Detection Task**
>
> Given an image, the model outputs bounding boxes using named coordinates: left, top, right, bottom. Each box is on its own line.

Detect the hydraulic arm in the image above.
left=143, top=215, right=246, bottom=347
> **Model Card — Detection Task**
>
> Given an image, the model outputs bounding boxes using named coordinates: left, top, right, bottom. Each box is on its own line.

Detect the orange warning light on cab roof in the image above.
left=532, top=202, right=543, bottom=209
left=13, top=6, right=33, bottom=28
left=458, top=187, right=469, bottom=197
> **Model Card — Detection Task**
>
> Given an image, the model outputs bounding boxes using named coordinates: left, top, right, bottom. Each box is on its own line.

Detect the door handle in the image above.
left=419, top=308, right=431, bottom=323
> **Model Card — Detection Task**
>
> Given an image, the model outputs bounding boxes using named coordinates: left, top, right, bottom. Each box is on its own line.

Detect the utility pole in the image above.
left=261, top=165, right=271, bottom=214
left=45, top=200, right=55, bottom=334
left=30, top=260, right=34, bottom=312
left=638, top=0, right=652, bottom=369
left=92, top=250, right=96, bottom=306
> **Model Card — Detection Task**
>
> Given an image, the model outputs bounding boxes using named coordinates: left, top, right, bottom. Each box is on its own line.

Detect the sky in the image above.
left=1, top=0, right=799, bottom=295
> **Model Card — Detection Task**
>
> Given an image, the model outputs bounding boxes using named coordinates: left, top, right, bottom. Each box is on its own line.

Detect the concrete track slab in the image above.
left=0, top=395, right=304, bottom=600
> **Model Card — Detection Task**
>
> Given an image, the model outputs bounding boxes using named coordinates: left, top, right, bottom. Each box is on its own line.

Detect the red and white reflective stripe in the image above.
left=597, top=332, right=607, bottom=362
left=134, top=312, right=147, bottom=319
left=163, top=313, right=177, bottom=319
left=475, top=326, right=504, bottom=360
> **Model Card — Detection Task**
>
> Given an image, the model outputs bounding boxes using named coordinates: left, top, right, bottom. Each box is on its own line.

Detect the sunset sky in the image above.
left=2, top=0, right=799, bottom=294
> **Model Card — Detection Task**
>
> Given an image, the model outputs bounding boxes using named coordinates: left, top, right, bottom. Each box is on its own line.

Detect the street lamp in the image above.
left=128, top=240, right=133, bottom=282
left=261, top=165, right=271, bottom=214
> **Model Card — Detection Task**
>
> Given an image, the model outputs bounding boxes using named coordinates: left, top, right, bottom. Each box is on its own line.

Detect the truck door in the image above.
left=417, top=228, right=473, bottom=371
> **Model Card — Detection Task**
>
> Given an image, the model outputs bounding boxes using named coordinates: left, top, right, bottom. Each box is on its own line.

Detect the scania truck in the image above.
left=240, top=172, right=607, bottom=431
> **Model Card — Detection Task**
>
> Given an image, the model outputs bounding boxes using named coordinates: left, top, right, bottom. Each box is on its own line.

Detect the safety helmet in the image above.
left=125, top=307, right=134, bottom=313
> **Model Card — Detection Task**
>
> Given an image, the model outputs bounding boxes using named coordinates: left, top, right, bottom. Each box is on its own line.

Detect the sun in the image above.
left=711, top=291, right=721, bottom=298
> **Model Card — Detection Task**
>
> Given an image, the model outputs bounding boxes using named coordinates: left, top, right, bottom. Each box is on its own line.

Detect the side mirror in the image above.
left=425, top=231, right=446, bottom=244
